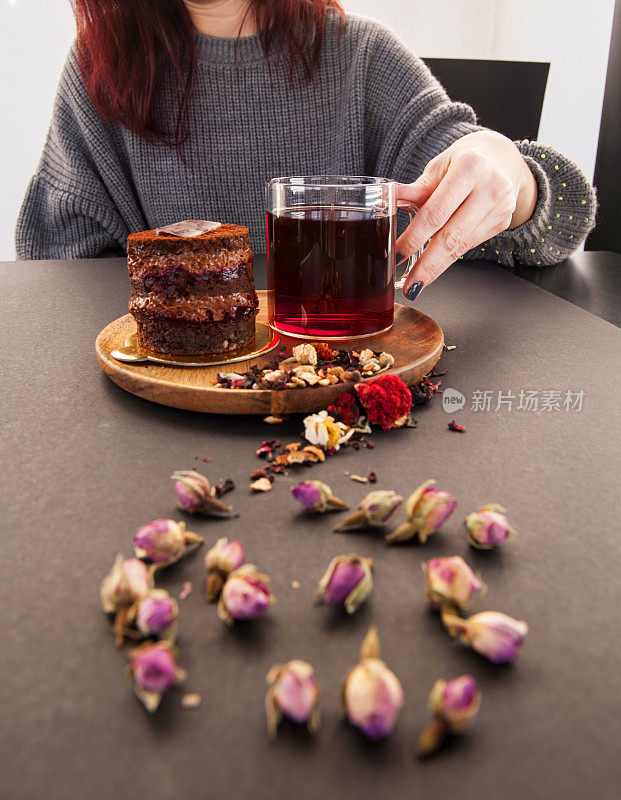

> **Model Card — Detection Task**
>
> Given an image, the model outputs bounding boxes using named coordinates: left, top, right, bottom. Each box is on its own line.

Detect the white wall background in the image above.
left=0, top=0, right=615, bottom=260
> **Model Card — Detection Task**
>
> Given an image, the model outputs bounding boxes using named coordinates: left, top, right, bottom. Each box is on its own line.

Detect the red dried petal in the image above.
left=448, top=420, right=466, bottom=432
left=355, top=374, right=412, bottom=430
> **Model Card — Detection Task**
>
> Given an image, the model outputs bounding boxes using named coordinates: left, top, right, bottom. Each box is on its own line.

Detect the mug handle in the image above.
left=394, top=202, right=427, bottom=289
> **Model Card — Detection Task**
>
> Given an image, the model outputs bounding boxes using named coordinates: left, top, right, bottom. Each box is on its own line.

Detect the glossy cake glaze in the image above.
left=127, top=224, right=258, bottom=355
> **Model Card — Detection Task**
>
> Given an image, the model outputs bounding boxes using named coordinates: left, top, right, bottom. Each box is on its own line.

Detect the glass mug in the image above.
left=266, top=176, right=421, bottom=339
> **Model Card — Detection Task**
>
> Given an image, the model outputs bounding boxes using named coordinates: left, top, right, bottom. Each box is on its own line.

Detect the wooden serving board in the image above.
left=95, top=291, right=444, bottom=415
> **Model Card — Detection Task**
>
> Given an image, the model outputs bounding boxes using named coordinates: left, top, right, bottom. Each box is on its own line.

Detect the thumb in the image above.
left=397, top=153, right=449, bottom=208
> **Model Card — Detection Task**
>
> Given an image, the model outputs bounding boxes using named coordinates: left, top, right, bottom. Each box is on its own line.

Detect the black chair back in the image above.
left=422, top=58, right=549, bottom=142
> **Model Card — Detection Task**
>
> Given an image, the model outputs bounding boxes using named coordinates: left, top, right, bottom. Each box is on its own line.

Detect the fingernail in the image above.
left=406, top=281, right=423, bottom=301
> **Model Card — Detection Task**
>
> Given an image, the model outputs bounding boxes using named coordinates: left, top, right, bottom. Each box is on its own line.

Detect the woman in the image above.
left=16, top=0, right=595, bottom=301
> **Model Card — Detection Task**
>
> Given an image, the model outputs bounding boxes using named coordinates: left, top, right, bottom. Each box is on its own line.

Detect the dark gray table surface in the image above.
left=511, top=249, right=621, bottom=327
left=1, top=253, right=620, bottom=800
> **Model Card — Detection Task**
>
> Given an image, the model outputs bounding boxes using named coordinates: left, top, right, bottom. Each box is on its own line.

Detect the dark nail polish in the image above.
left=406, top=281, right=423, bottom=301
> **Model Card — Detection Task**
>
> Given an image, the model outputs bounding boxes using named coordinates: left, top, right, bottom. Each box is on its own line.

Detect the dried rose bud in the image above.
left=132, top=589, right=179, bottom=641
left=100, top=554, right=152, bottom=646
left=386, top=480, right=456, bottom=544
left=303, top=410, right=353, bottom=450
left=265, top=660, right=321, bottom=738
left=127, top=641, right=186, bottom=712
left=204, top=537, right=245, bottom=602
left=423, top=556, right=486, bottom=612
left=355, top=374, right=412, bottom=430
left=417, top=675, right=481, bottom=758
left=314, top=554, right=374, bottom=614
left=133, top=518, right=203, bottom=567
left=341, top=627, right=404, bottom=741
left=290, top=480, right=347, bottom=513
left=217, top=564, right=275, bottom=626
left=171, top=470, right=233, bottom=515
left=465, top=504, right=515, bottom=549
left=442, top=609, right=528, bottom=664
left=333, top=489, right=403, bottom=532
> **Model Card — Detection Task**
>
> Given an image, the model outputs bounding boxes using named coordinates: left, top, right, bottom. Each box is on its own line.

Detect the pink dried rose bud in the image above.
left=291, top=480, right=348, bottom=513
left=417, top=675, right=481, bottom=758
left=442, top=608, right=528, bottom=664
left=386, top=479, right=457, bottom=544
left=131, top=589, right=179, bottom=641
left=127, top=641, right=186, bottom=712
left=423, top=556, right=486, bottom=612
left=265, top=660, right=321, bottom=738
left=217, top=564, right=275, bottom=626
left=204, top=537, right=245, bottom=602
left=100, top=554, right=152, bottom=647
left=333, top=490, right=403, bottom=532
left=133, top=518, right=203, bottom=567
left=171, top=469, right=233, bottom=515
left=465, top=503, right=515, bottom=549
left=341, top=626, right=404, bottom=741
left=314, top=554, right=374, bottom=614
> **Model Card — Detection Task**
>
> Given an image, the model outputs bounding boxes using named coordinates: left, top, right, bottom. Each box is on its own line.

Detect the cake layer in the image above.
left=127, top=222, right=258, bottom=357
left=129, top=291, right=259, bottom=323
left=128, top=257, right=255, bottom=297
left=127, top=223, right=251, bottom=269
left=134, top=312, right=256, bottom=356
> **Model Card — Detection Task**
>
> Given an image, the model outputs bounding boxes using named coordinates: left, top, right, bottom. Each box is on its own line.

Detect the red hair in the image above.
left=72, top=0, right=344, bottom=146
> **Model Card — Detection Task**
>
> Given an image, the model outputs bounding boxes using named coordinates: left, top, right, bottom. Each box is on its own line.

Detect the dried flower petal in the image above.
left=181, top=693, right=202, bottom=709
left=218, top=565, right=275, bottom=625
left=266, top=660, right=321, bottom=738
left=205, top=537, right=245, bottom=601
left=423, top=556, right=486, bottom=612
left=442, top=608, right=528, bottom=663
left=333, top=490, right=403, bottom=532
left=465, top=504, right=515, bottom=549
left=251, top=477, right=273, bottom=492
left=341, top=627, right=404, bottom=740
left=133, top=518, right=203, bottom=567
left=128, top=641, right=186, bottom=712
left=448, top=420, right=466, bottom=432
left=315, top=554, right=374, bottom=614
left=292, top=343, right=318, bottom=365
left=291, top=480, right=347, bottom=513
left=179, top=581, right=193, bottom=600
left=214, top=478, right=236, bottom=498
left=303, top=410, right=352, bottom=450
left=100, top=554, right=153, bottom=647
left=417, top=675, right=481, bottom=758
left=386, top=480, right=456, bottom=544
left=171, top=470, right=233, bottom=515
left=131, top=588, right=179, bottom=641
left=355, top=374, right=413, bottom=430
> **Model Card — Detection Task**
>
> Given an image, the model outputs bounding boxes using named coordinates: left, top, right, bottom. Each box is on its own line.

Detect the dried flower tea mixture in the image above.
left=215, top=343, right=395, bottom=391
left=99, top=341, right=528, bottom=758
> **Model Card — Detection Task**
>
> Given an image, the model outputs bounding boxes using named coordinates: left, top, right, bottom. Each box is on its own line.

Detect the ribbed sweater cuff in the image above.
left=465, top=140, right=597, bottom=267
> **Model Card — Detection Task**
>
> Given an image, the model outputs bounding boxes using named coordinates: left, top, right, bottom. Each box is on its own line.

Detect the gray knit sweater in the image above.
left=16, top=13, right=596, bottom=264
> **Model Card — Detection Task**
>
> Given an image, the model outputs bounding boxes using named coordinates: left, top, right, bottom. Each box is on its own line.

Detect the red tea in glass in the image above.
left=266, top=177, right=411, bottom=339
left=267, top=206, right=396, bottom=338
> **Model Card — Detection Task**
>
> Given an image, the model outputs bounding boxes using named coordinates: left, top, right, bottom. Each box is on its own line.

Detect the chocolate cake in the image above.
left=127, top=221, right=259, bottom=356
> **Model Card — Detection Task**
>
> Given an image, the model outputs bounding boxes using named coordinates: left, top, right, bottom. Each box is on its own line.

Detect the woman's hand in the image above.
left=397, top=130, right=538, bottom=299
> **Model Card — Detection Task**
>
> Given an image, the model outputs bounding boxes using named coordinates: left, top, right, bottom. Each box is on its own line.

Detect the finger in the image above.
left=396, top=160, right=479, bottom=258
left=396, top=154, right=448, bottom=209
left=401, top=194, right=509, bottom=296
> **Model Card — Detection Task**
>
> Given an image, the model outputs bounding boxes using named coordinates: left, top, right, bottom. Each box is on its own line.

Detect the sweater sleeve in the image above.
left=362, top=23, right=596, bottom=267
left=15, top=47, right=146, bottom=260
